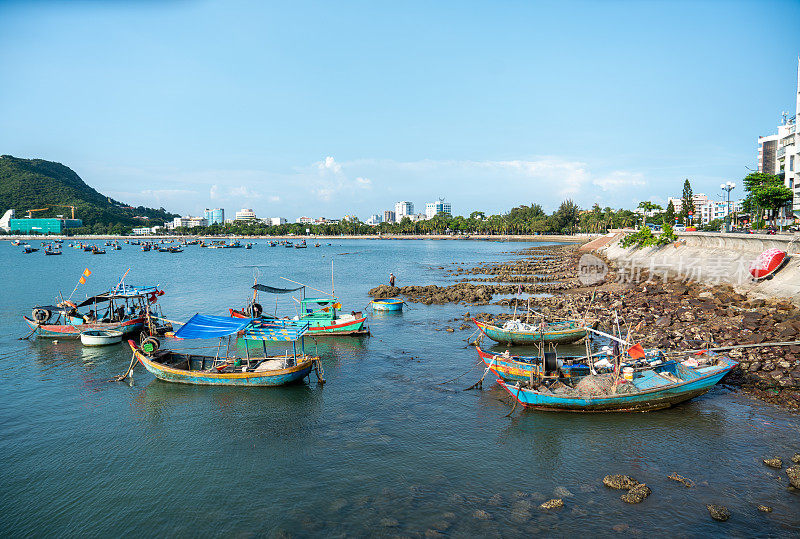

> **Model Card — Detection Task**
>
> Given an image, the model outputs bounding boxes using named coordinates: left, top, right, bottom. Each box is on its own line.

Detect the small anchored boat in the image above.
left=81, top=329, right=123, bottom=346
left=495, top=351, right=737, bottom=412
left=129, top=315, right=323, bottom=387
left=372, top=298, right=404, bottom=312
left=474, top=318, right=588, bottom=345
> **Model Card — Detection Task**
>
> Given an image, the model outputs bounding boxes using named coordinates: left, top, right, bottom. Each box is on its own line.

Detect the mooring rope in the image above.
left=436, top=357, right=484, bottom=385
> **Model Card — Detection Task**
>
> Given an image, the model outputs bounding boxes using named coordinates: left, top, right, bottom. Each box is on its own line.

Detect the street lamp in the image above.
left=720, top=181, right=735, bottom=232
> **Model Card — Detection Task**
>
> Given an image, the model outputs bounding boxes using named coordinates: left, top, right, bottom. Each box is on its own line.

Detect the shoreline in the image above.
left=0, top=233, right=593, bottom=243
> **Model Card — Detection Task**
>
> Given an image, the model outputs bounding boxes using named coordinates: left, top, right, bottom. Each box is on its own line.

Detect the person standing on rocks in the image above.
left=389, top=273, right=395, bottom=287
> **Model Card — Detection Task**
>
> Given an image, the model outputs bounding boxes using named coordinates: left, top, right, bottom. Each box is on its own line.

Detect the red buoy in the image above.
left=749, top=248, right=787, bottom=280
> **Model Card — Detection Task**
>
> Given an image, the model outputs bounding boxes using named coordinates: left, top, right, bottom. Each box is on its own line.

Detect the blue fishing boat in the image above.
left=129, top=314, right=323, bottom=387
left=494, top=352, right=737, bottom=412
left=475, top=318, right=587, bottom=345
left=476, top=344, right=664, bottom=384
left=372, top=298, right=404, bottom=312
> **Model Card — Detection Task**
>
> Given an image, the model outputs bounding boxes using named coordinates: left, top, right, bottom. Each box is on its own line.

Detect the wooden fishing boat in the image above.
left=22, top=245, right=39, bottom=254
left=476, top=344, right=663, bottom=384
left=130, top=315, right=321, bottom=387
left=23, top=282, right=168, bottom=338
left=372, top=298, right=404, bottom=312
left=474, top=318, right=587, bottom=345
left=230, top=283, right=368, bottom=336
left=80, top=329, right=123, bottom=346
left=44, top=247, right=62, bottom=255
left=495, top=352, right=737, bottom=412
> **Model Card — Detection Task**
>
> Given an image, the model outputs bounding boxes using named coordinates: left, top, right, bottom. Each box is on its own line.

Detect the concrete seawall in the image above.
left=600, top=232, right=800, bottom=305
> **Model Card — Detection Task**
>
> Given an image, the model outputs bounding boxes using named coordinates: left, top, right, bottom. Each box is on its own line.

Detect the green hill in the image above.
left=0, top=155, right=177, bottom=230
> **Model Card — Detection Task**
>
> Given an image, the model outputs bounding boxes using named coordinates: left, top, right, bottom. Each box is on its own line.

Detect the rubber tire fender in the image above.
left=32, top=308, right=51, bottom=323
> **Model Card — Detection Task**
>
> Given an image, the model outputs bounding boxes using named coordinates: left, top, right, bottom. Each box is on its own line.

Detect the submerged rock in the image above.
left=603, top=475, right=638, bottom=490
left=668, top=472, right=694, bottom=487
left=792, top=453, right=800, bottom=464
left=763, top=457, right=782, bottom=469
left=487, top=493, right=503, bottom=506
left=379, top=518, right=399, bottom=528
left=472, top=509, right=492, bottom=520
left=707, top=504, right=730, bottom=521
left=621, top=484, right=651, bottom=504
left=539, top=498, right=564, bottom=510
left=787, top=465, right=800, bottom=489
left=757, top=505, right=773, bottom=512
left=554, top=486, right=574, bottom=498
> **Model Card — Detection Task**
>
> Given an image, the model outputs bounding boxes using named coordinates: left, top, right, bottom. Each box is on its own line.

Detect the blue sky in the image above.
left=1, top=0, right=798, bottom=219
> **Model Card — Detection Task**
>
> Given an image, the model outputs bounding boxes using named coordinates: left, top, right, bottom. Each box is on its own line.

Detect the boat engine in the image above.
left=247, top=303, right=263, bottom=318
left=32, top=308, right=51, bottom=323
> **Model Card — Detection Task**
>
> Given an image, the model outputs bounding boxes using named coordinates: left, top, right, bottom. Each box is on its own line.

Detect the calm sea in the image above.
left=0, top=239, right=798, bottom=537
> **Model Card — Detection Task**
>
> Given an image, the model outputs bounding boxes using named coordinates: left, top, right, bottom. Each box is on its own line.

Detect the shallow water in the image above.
left=0, top=239, right=798, bottom=537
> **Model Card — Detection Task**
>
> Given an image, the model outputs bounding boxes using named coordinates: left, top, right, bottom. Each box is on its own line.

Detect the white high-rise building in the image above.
left=366, top=214, right=382, bottom=226
left=758, top=58, right=799, bottom=218
left=394, top=201, right=414, bottom=219
left=425, top=198, right=451, bottom=219
left=235, top=208, right=257, bottom=221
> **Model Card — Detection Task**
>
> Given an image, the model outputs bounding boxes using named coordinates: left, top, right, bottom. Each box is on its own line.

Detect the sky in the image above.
left=1, top=0, right=799, bottom=220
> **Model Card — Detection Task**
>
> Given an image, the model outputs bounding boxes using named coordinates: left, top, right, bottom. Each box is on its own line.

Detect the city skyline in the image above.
left=1, top=1, right=798, bottom=219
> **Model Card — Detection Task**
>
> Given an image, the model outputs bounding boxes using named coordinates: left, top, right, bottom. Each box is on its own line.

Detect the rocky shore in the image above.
left=368, top=242, right=800, bottom=411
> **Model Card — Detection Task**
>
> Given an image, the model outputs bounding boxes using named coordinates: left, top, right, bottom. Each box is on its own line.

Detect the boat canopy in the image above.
left=174, top=314, right=253, bottom=339
left=252, top=284, right=305, bottom=294
left=244, top=320, right=309, bottom=341
left=301, top=297, right=335, bottom=305
left=76, top=285, right=161, bottom=308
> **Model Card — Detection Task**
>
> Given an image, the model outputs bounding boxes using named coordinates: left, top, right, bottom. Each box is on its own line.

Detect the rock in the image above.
left=380, top=518, right=399, bottom=528
left=757, top=505, right=773, bottom=512
left=539, top=498, right=564, bottom=510
left=667, top=472, right=694, bottom=487
left=472, top=509, right=492, bottom=520
left=445, top=328, right=454, bottom=333
left=793, top=453, right=800, bottom=464
left=787, top=465, right=800, bottom=489
left=621, top=483, right=651, bottom=504
left=603, top=475, right=638, bottom=489
left=706, top=504, right=730, bottom=521
left=763, top=457, right=782, bottom=469
left=655, top=315, right=672, bottom=327
left=425, top=530, right=444, bottom=538
left=487, top=493, right=503, bottom=506
left=553, top=486, right=573, bottom=498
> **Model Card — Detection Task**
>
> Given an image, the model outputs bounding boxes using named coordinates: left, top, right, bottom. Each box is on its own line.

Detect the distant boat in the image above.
left=372, top=298, right=404, bottom=312
left=44, top=247, right=62, bottom=255
left=91, top=247, right=106, bottom=254
left=474, top=318, right=589, bottom=345
left=22, top=245, right=39, bottom=254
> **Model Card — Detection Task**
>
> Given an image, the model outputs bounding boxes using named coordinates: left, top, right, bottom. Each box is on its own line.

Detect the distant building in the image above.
left=167, top=216, right=207, bottom=229
left=132, top=227, right=152, bottom=235
left=266, top=217, right=287, bottom=226
left=383, top=210, right=396, bottom=224
left=411, top=213, right=428, bottom=222
left=758, top=134, right=779, bottom=175
left=0, top=209, right=14, bottom=231
left=757, top=58, right=799, bottom=217
left=7, top=216, right=83, bottom=234
left=343, top=215, right=358, bottom=222
left=235, top=208, right=257, bottom=221
left=425, top=198, right=451, bottom=219
left=296, top=216, right=314, bottom=224
left=204, top=208, right=225, bottom=226
left=394, top=201, right=414, bottom=219
left=366, top=214, right=382, bottom=226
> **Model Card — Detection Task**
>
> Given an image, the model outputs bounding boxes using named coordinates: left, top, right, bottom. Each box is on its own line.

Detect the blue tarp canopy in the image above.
left=253, top=284, right=304, bottom=294
left=244, top=320, right=309, bottom=341
left=174, top=314, right=254, bottom=339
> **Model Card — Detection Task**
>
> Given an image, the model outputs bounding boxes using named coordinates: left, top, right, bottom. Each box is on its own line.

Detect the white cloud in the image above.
left=228, top=185, right=261, bottom=199
left=592, top=171, right=646, bottom=191
left=209, top=184, right=219, bottom=199
left=355, top=177, right=371, bottom=186
left=269, top=195, right=281, bottom=202
left=317, top=156, right=342, bottom=174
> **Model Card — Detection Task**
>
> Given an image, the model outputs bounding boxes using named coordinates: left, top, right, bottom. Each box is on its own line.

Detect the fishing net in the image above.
left=574, top=374, right=636, bottom=397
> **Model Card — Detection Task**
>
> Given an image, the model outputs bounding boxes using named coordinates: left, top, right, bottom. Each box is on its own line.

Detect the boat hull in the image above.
left=372, top=298, right=404, bottom=311
left=230, top=309, right=368, bottom=336
left=130, top=342, right=314, bottom=386
left=80, top=330, right=123, bottom=346
left=496, top=360, right=737, bottom=412
left=24, top=316, right=145, bottom=338
left=477, top=346, right=591, bottom=383
left=475, top=320, right=586, bottom=345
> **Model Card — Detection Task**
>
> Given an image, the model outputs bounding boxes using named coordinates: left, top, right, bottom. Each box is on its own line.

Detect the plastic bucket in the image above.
left=622, top=367, right=634, bottom=381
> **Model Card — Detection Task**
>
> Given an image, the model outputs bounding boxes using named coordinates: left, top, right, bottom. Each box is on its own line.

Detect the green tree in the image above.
left=742, top=172, right=793, bottom=227
left=664, top=200, right=676, bottom=225
left=680, top=179, right=693, bottom=225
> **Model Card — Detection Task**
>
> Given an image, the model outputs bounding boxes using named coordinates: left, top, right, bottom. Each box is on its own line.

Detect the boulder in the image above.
left=787, top=465, right=800, bottom=489
left=706, top=504, right=730, bottom=521
left=763, top=457, right=782, bottom=469
left=621, top=484, right=651, bottom=504
left=667, top=472, right=694, bottom=487
left=539, top=498, right=564, bottom=510
left=603, top=475, right=638, bottom=489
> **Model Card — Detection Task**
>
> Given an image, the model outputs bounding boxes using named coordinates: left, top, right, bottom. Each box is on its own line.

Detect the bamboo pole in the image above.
left=280, top=276, right=333, bottom=298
